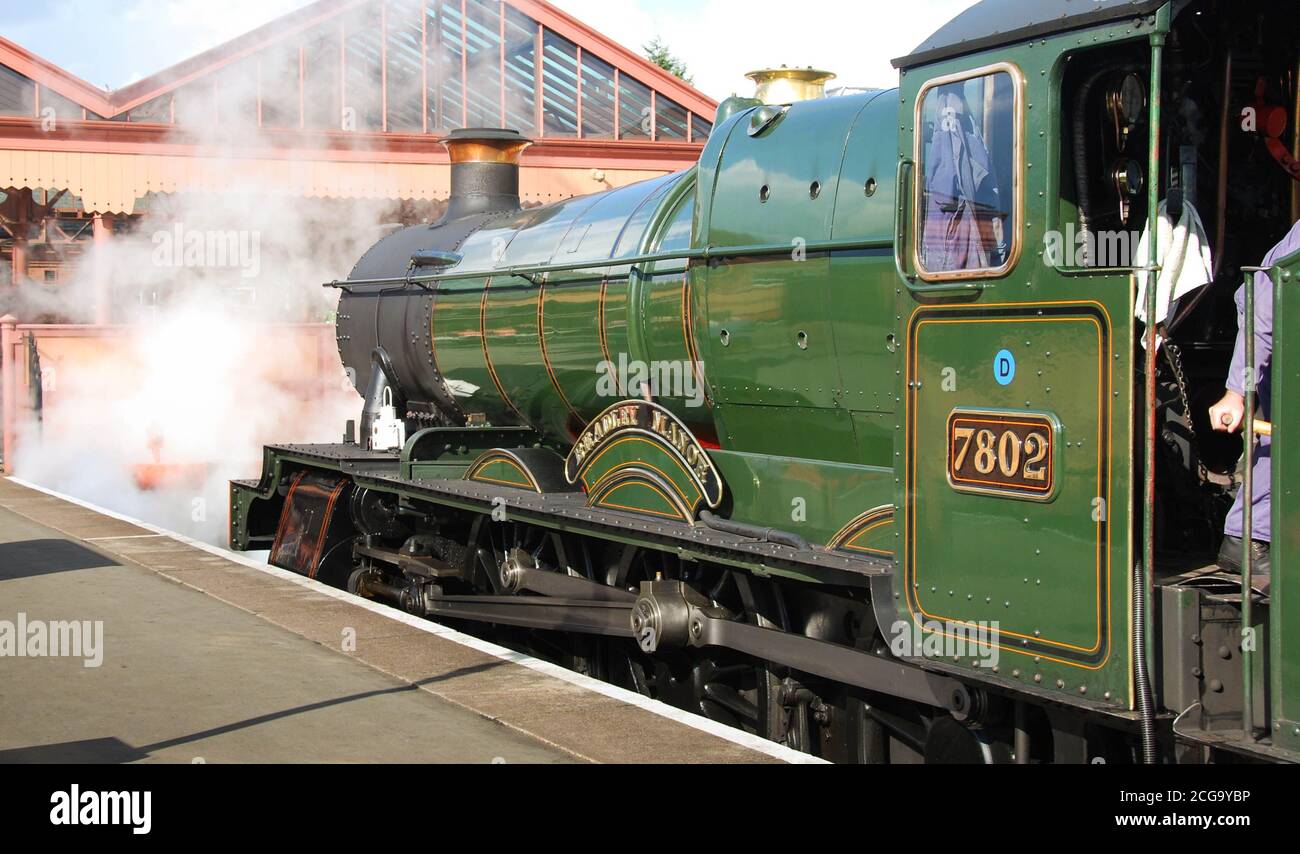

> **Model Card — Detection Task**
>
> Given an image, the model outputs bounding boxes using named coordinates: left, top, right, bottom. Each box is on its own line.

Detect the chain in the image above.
left=1163, top=340, right=1209, bottom=480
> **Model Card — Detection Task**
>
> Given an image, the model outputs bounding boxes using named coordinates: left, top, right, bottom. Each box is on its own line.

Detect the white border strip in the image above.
left=6, top=476, right=826, bottom=765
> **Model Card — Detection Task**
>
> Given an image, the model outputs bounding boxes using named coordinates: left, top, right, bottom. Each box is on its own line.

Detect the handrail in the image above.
left=1238, top=263, right=1275, bottom=738
left=894, top=156, right=992, bottom=297
left=894, top=157, right=915, bottom=286
left=1135, top=31, right=1167, bottom=766
left=324, top=236, right=896, bottom=293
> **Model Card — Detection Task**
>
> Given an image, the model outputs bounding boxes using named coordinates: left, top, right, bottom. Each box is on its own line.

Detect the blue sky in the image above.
left=0, top=0, right=979, bottom=99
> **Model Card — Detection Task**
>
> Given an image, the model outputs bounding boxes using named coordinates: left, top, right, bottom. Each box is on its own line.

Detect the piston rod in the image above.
left=631, top=580, right=970, bottom=713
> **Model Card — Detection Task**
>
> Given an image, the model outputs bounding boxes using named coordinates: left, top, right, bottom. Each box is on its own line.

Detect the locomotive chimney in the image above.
left=440, top=128, right=532, bottom=221
left=746, top=67, right=836, bottom=105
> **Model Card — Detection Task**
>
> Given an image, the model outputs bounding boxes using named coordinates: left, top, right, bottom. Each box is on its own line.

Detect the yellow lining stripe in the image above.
left=537, top=276, right=585, bottom=424
left=680, top=271, right=710, bottom=405
left=828, top=505, right=895, bottom=549
left=467, top=456, right=538, bottom=491
left=598, top=277, right=616, bottom=383
left=843, top=520, right=893, bottom=556
left=595, top=480, right=689, bottom=521
left=578, top=436, right=699, bottom=507
left=480, top=278, right=524, bottom=421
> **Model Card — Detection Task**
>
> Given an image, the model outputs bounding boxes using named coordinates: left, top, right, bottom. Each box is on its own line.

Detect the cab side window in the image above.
left=917, top=70, right=1018, bottom=277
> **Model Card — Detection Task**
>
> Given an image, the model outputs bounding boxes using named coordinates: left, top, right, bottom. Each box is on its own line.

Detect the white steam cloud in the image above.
left=10, top=70, right=411, bottom=544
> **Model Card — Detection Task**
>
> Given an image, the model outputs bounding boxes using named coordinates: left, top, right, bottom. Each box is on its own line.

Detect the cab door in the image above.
left=892, top=57, right=1131, bottom=707
left=1267, top=251, right=1300, bottom=751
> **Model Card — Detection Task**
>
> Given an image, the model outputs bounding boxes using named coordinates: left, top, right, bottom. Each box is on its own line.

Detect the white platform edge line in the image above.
left=86, top=534, right=167, bottom=542
left=6, top=476, right=827, bottom=765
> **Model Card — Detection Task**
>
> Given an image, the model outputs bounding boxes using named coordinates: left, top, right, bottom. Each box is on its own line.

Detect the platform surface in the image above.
left=0, top=477, right=803, bottom=764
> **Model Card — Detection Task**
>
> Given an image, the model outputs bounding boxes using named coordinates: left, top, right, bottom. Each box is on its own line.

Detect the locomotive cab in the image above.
left=1042, top=1, right=1300, bottom=585
left=893, top=0, right=1300, bottom=760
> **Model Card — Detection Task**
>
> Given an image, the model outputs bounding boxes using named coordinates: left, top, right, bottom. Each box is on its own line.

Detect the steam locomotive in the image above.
left=232, top=0, right=1300, bottom=763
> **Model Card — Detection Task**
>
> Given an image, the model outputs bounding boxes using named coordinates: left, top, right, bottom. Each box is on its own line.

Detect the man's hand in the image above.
left=1210, top=390, right=1246, bottom=433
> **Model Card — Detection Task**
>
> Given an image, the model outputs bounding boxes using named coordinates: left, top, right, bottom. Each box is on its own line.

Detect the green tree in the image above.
left=643, top=37, right=693, bottom=85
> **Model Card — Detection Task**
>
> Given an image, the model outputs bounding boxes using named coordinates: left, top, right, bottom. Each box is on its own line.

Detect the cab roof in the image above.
left=893, top=0, right=1169, bottom=70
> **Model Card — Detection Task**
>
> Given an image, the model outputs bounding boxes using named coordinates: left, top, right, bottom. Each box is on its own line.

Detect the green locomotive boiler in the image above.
left=232, top=0, right=1300, bottom=763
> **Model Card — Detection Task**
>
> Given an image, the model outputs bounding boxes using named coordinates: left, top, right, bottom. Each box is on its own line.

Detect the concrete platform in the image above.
left=0, top=477, right=813, bottom=764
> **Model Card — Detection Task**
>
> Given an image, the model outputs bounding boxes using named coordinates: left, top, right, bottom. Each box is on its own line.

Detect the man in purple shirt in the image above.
left=1208, top=220, right=1300, bottom=590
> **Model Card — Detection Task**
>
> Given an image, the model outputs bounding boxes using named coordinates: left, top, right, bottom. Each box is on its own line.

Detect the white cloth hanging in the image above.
left=1135, top=198, right=1215, bottom=346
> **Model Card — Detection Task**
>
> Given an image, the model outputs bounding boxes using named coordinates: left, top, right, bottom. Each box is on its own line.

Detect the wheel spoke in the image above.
left=549, top=532, right=568, bottom=571
left=476, top=546, right=502, bottom=593
left=707, top=570, right=734, bottom=602
left=629, top=657, right=654, bottom=695
left=488, top=523, right=505, bottom=566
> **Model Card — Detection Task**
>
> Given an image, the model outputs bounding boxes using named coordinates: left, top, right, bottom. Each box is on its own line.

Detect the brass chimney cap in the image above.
left=443, top=128, right=533, bottom=164
left=745, top=67, right=837, bottom=105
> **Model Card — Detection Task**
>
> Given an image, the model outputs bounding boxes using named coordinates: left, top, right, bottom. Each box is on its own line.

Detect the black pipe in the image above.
left=697, top=510, right=812, bottom=552
left=1073, top=69, right=1111, bottom=266
left=359, top=347, right=401, bottom=450
left=1134, top=559, right=1158, bottom=763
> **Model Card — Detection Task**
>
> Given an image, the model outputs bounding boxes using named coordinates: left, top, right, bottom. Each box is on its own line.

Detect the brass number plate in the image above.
left=947, top=411, right=1055, bottom=498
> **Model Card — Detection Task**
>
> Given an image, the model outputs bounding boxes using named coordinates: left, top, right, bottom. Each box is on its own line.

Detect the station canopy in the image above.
left=0, top=0, right=717, bottom=214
